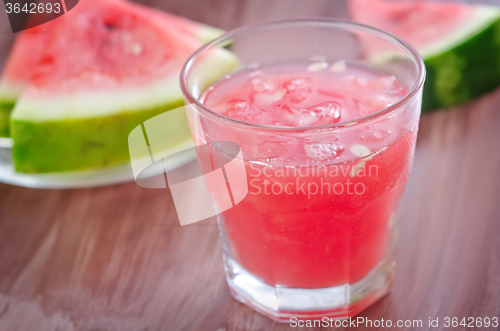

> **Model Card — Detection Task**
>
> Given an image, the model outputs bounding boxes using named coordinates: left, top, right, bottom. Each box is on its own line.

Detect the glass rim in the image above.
left=180, top=18, right=426, bottom=132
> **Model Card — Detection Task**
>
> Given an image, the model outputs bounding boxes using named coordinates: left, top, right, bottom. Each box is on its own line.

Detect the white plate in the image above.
left=0, top=138, right=195, bottom=189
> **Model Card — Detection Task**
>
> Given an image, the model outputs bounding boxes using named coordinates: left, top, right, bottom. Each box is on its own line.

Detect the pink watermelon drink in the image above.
left=200, top=63, right=412, bottom=288
left=181, top=20, right=425, bottom=321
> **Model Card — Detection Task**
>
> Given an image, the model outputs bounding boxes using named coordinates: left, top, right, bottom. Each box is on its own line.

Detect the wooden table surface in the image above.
left=1, top=1, right=500, bottom=330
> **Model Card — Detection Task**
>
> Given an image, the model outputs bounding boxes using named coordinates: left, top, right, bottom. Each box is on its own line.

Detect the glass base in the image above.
left=224, top=257, right=395, bottom=323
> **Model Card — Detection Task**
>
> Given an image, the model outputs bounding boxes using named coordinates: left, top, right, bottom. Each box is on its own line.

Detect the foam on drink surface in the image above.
left=201, top=62, right=406, bottom=127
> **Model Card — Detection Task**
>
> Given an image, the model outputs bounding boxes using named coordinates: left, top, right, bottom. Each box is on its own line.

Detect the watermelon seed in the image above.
left=104, top=22, right=116, bottom=31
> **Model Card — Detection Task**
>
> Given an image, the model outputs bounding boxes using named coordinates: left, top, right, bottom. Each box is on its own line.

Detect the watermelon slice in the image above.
left=0, top=0, right=223, bottom=138
left=0, top=23, right=55, bottom=137
left=349, top=0, right=500, bottom=111
left=6, top=0, right=237, bottom=173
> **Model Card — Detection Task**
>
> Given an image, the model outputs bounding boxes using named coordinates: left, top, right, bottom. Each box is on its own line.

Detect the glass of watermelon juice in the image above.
left=180, top=19, right=425, bottom=322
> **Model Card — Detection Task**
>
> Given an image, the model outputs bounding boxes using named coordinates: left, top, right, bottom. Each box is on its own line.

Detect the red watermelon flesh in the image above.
left=26, top=0, right=201, bottom=95
left=1, top=0, right=221, bottom=99
left=0, top=25, right=52, bottom=93
left=0, top=0, right=223, bottom=137
left=349, top=0, right=472, bottom=50
left=132, top=4, right=223, bottom=44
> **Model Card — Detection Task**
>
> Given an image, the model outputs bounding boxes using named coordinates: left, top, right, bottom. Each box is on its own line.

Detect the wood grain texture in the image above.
left=1, top=0, right=500, bottom=330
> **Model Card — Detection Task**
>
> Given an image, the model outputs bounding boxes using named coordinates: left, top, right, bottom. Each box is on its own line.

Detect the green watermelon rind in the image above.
left=12, top=100, right=187, bottom=173
left=0, top=83, right=22, bottom=136
left=0, top=102, right=14, bottom=137
left=11, top=48, right=239, bottom=173
left=196, top=24, right=225, bottom=44
left=421, top=6, right=500, bottom=111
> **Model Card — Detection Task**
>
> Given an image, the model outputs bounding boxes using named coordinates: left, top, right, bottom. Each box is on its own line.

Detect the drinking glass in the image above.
left=180, top=19, right=425, bottom=322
